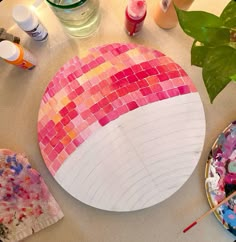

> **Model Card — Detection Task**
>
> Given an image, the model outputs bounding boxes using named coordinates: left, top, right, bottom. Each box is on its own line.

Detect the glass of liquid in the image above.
left=46, top=0, right=101, bottom=38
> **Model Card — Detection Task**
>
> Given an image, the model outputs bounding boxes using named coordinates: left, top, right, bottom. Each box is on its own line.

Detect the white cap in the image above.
left=33, top=0, right=44, bottom=8
left=127, top=0, right=146, bottom=19
left=0, top=40, right=20, bottom=61
left=12, top=5, right=38, bottom=31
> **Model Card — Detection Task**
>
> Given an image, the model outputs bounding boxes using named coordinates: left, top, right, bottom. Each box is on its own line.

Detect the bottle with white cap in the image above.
left=12, top=4, right=48, bottom=41
left=125, top=0, right=147, bottom=36
left=0, top=40, right=37, bottom=70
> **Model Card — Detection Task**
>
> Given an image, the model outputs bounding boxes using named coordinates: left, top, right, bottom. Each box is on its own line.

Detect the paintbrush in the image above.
left=183, top=190, right=236, bottom=233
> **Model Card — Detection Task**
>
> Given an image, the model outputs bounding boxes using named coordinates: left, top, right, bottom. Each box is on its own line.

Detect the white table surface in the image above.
left=1, top=0, right=236, bottom=241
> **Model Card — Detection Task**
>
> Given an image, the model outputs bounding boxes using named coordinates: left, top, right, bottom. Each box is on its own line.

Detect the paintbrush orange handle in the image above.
left=183, top=190, right=236, bottom=233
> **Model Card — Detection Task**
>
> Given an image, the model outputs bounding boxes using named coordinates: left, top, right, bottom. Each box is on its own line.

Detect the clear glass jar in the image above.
left=46, top=0, right=101, bottom=38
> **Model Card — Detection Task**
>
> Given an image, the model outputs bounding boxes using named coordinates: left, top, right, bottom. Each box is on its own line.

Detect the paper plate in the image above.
left=205, top=121, right=236, bottom=236
left=0, top=149, right=63, bottom=242
left=38, top=43, right=205, bottom=211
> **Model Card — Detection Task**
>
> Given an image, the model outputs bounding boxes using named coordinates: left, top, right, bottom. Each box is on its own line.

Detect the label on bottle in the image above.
left=126, top=21, right=144, bottom=36
left=21, top=48, right=36, bottom=69
left=26, top=22, right=48, bottom=41
left=160, top=0, right=172, bottom=12
left=10, top=47, right=36, bottom=70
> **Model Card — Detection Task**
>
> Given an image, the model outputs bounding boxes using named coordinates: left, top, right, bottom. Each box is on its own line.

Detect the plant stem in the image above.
left=230, top=29, right=236, bottom=42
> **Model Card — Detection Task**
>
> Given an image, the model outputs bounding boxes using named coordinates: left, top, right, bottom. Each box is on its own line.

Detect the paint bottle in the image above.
left=0, top=40, right=37, bottom=70
left=125, top=0, right=147, bottom=36
left=12, top=4, right=48, bottom=41
left=154, top=0, right=194, bottom=29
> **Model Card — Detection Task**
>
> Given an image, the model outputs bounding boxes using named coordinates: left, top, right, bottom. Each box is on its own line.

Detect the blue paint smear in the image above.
left=6, top=156, right=12, bottom=163
left=13, top=184, right=20, bottom=193
left=10, top=163, right=23, bottom=175
left=223, top=209, right=236, bottom=227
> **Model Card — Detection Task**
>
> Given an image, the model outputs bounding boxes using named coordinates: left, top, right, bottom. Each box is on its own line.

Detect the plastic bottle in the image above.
left=12, top=4, right=48, bottom=41
left=0, top=40, right=37, bottom=70
left=154, top=0, right=194, bottom=29
left=125, top=0, right=147, bottom=36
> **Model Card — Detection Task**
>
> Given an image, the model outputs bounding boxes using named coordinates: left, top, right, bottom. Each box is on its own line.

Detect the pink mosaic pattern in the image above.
left=38, top=43, right=197, bottom=176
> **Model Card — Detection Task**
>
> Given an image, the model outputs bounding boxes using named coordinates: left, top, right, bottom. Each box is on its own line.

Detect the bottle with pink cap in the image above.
left=125, top=0, right=147, bottom=36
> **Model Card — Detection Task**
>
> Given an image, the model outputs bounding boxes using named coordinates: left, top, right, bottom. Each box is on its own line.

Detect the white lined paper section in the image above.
left=55, top=93, right=205, bottom=211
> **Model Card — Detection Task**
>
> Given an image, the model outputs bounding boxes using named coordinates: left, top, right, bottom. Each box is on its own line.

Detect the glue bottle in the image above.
left=125, top=0, right=147, bottom=36
left=0, top=40, right=37, bottom=70
left=12, top=4, right=48, bottom=41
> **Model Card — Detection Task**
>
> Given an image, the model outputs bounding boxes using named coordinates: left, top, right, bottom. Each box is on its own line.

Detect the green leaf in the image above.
left=230, top=74, right=236, bottom=81
left=202, top=46, right=236, bottom=102
left=220, top=0, right=236, bottom=28
left=191, top=41, right=209, bottom=67
left=175, top=8, right=222, bottom=29
left=175, top=8, right=230, bottom=45
left=201, top=27, right=230, bottom=46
